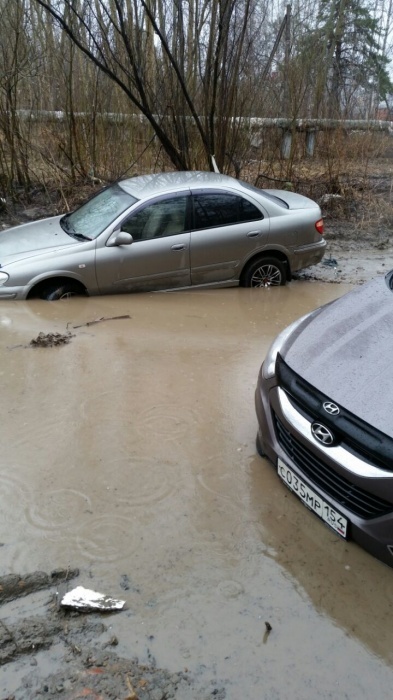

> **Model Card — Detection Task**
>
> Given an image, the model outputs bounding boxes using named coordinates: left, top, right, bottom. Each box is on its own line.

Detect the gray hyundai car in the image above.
left=255, top=271, right=393, bottom=568
left=0, top=171, right=325, bottom=300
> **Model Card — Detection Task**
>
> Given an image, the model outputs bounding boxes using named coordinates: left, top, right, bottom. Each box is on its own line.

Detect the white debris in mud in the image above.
left=61, top=586, right=125, bottom=611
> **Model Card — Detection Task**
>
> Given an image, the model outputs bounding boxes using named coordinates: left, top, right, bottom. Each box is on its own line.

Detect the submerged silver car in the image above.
left=255, top=272, right=393, bottom=568
left=0, top=171, right=325, bottom=300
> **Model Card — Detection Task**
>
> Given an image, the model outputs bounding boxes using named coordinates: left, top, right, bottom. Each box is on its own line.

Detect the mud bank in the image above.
left=293, top=218, right=393, bottom=285
left=0, top=570, right=206, bottom=700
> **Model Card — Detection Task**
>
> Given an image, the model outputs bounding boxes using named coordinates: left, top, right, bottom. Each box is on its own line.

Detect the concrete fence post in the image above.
left=305, top=129, right=316, bottom=157
left=281, top=129, right=292, bottom=159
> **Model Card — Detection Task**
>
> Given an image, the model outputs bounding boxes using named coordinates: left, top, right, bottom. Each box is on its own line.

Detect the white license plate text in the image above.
left=278, top=459, right=348, bottom=538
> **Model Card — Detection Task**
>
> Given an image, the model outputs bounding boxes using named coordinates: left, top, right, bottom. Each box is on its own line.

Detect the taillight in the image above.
left=315, top=218, right=324, bottom=234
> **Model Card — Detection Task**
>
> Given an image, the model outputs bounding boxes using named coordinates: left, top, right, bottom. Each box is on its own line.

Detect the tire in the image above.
left=242, top=257, right=286, bottom=288
left=256, top=432, right=265, bottom=457
left=40, top=283, right=82, bottom=301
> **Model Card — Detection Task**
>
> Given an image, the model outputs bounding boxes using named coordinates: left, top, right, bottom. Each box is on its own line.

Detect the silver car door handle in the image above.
left=247, top=230, right=261, bottom=237
left=171, top=244, right=186, bottom=250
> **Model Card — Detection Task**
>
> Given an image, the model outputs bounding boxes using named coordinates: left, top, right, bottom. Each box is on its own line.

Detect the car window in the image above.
left=192, top=193, right=262, bottom=230
left=64, top=184, right=138, bottom=239
left=240, top=180, right=289, bottom=209
left=121, top=197, right=188, bottom=241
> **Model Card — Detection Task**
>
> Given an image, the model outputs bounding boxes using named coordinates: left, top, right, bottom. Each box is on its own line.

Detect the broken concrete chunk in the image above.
left=61, top=586, right=125, bottom=612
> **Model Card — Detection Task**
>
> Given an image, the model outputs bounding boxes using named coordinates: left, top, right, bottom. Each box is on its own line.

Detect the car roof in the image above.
left=118, top=171, right=245, bottom=199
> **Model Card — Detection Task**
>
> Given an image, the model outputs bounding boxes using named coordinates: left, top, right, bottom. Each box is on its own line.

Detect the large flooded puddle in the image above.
left=1, top=282, right=393, bottom=698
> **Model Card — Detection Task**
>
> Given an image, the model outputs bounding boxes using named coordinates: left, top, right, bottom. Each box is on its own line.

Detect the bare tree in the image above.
left=0, top=0, right=36, bottom=189
left=31, top=0, right=262, bottom=171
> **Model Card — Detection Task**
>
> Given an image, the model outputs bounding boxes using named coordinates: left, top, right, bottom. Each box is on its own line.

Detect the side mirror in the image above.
left=107, top=230, right=133, bottom=247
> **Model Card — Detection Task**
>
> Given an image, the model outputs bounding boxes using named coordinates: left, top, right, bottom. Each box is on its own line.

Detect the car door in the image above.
left=95, top=194, right=191, bottom=294
left=189, top=190, right=270, bottom=285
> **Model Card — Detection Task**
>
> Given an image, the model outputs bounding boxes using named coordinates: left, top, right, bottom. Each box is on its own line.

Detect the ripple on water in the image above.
left=134, top=403, right=204, bottom=441
left=196, top=472, right=240, bottom=506
left=3, top=540, right=37, bottom=574
left=76, top=514, right=137, bottom=563
left=189, top=468, right=268, bottom=579
left=0, top=471, right=31, bottom=525
left=217, top=580, right=245, bottom=599
left=96, top=456, right=181, bottom=508
left=8, top=414, right=73, bottom=453
left=195, top=450, right=247, bottom=514
left=26, top=488, right=92, bottom=531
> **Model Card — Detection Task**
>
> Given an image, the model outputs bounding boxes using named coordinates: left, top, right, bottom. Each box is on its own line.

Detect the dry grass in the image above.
left=1, top=124, right=393, bottom=244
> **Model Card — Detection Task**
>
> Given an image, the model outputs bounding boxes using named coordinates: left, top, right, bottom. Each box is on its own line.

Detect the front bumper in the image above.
left=255, top=366, right=393, bottom=569
left=0, top=285, right=25, bottom=300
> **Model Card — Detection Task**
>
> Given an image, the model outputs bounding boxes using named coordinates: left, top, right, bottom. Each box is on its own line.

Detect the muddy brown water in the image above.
left=1, top=282, right=393, bottom=699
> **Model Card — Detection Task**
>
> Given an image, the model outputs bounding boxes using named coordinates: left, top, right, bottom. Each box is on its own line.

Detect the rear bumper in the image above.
left=255, top=366, right=393, bottom=569
left=291, top=238, right=327, bottom=271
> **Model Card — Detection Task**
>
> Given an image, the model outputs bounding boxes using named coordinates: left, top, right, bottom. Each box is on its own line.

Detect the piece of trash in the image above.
left=263, top=620, right=273, bottom=644
left=60, top=585, right=125, bottom=612
left=322, top=255, right=338, bottom=267
left=319, top=193, right=343, bottom=206
left=126, top=675, right=139, bottom=700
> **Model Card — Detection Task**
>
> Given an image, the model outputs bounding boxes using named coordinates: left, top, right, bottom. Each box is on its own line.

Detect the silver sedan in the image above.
left=0, top=171, right=326, bottom=300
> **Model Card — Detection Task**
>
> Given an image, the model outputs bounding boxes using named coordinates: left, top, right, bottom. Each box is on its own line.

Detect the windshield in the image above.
left=61, top=184, right=138, bottom=240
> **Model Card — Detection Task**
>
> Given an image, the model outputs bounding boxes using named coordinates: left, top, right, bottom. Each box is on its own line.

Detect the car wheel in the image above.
left=256, top=432, right=265, bottom=457
left=242, top=257, right=286, bottom=287
left=40, top=284, right=82, bottom=301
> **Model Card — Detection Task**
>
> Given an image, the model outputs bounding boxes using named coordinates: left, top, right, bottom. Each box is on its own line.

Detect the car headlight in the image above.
left=0, top=272, right=9, bottom=286
left=262, top=312, right=313, bottom=379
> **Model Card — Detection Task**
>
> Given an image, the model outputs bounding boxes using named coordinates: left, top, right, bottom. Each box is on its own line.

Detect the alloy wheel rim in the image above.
left=251, top=264, right=282, bottom=287
left=59, top=291, right=77, bottom=300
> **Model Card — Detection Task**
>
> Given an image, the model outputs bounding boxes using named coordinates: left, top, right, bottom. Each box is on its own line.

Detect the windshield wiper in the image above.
left=70, top=232, right=92, bottom=241
left=60, top=214, right=74, bottom=233
left=60, top=217, right=91, bottom=241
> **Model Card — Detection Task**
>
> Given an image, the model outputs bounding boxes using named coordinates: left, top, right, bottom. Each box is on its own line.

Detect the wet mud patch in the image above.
left=0, top=570, right=215, bottom=700
left=0, top=569, right=79, bottom=604
left=30, top=331, right=74, bottom=348
left=3, top=632, right=191, bottom=700
left=8, top=316, right=132, bottom=350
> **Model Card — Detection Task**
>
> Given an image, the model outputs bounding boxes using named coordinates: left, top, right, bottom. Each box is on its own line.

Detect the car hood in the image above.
left=0, top=216, right=78, bottom=266
left=283, top=275, right=393, bottom=437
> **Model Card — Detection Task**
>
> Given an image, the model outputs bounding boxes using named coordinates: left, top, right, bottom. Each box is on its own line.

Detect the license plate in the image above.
left=277, top=458, right=348, bottom=539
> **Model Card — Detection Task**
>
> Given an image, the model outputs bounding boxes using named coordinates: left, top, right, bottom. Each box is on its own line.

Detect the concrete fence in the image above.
left=15, top=110, right=393, bottom=159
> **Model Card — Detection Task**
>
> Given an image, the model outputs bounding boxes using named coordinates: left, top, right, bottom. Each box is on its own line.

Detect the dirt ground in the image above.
left=0, top=570, right=193, bottom=700
left=294, top=218, right=393, bottom=285
left=0, top=178, right=393, bottom=700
